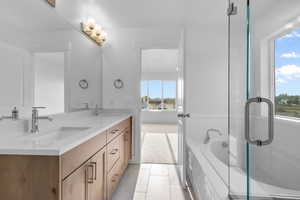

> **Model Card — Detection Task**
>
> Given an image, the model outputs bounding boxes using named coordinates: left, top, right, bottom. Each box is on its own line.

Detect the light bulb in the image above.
left=87, top=18, right=96, bottom=30
left=94, top=25, right=102, bottom=36
left=100, top=31, right=107, bottom=41
left=82, top=23, right=92, bottom=35
left=91, top=32, right=98, bottom=40
left=96, top=37, right=103, bottom=44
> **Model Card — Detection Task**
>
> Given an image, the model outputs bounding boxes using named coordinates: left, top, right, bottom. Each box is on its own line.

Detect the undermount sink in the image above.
left=59, top=126, right=91, bottom=132
left=38, top=126, right=91, bottom=139
left=53, top=126, right=90, bottom=135
left=17, top=126, right=92, bottom=147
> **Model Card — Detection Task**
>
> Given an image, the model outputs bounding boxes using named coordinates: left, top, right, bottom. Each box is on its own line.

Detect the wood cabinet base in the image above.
left=0, top=155, right=59, bottom=200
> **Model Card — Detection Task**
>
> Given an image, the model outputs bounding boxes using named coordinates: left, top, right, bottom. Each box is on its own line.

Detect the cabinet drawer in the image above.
left=107, top=158, right=122, bottom=200
left=107, top=118, right=130, bottom=143
left=61, top=131, right=107, bottom=179
left=107, top=136, right=121, bottom=172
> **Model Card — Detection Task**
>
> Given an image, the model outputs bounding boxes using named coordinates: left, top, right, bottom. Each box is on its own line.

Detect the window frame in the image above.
left=141, top=80, right=177, bottom=111
left=269, top=27, right=300, bottom=120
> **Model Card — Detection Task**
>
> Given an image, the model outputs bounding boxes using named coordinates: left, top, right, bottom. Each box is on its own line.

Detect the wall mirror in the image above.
left=0, top=0, right=102, bottom=116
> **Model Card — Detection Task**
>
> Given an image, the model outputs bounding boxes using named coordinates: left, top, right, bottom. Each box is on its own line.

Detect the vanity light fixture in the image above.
left=81, top=18, right=107, bottom=46
left=47, top=0, right=56, bottom=7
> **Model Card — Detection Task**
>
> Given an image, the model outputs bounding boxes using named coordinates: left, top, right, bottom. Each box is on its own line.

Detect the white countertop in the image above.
left=0, top=110, right=132, bottom=156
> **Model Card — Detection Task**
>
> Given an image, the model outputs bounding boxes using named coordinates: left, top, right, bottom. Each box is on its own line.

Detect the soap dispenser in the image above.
left=0, top=107, right=19, bottom=121
left=12, top=107, right=19, bottom=120
left=94, top=104, right=99, bottom=116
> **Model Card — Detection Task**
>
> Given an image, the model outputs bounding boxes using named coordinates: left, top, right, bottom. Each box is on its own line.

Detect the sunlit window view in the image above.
left=275, top=28, right=300, bottom=118
left=141, top=80, right=176, bottom=110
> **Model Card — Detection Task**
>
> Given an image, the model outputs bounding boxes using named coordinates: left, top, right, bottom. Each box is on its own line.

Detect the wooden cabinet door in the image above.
left=107, top=158, right=122, bottom=200
left=89, top=148, right=106, bottom=200
left=124, top=128, right=131, bottom=168
left=120, top=132, right=126, bottom=172
left=62, top=161, right=89, bottom=200
left=107, top=136, right=121, bottom=172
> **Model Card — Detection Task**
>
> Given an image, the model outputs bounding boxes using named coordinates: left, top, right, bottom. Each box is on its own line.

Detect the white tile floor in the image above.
left=112, top=164, right=190, bottom=200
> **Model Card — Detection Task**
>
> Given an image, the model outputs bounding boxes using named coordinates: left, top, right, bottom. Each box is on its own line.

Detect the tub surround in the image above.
left=186, top=136, right=228, bottom=200
left=186, top=135, right=300, bottom=200
left=0, top=110, right=132, bottom=200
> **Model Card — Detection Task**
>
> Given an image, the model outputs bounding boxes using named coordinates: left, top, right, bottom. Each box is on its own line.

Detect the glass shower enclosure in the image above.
left=228, top=0, right=300, bottom=199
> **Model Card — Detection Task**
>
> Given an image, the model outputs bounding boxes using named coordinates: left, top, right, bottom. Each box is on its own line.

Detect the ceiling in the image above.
left=3, top=0, right=294, bottom=51
left=251, top=0, right=300, bottom=37
left=2, top=0, right=294, bottom=38
left=57, top=0, right=228, bottom=29
left=95, top=0, right=185, bottom=28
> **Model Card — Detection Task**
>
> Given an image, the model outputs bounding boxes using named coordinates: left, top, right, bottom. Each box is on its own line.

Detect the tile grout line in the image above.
left=144, top=164, right=152, bottom=200
left=165, top=133, right=177, bottom=164
left=168, top=165, right=172, bottom=200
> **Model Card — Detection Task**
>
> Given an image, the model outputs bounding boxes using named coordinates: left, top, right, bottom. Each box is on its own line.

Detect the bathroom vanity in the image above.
left=0, top=114, right=132, bottom=200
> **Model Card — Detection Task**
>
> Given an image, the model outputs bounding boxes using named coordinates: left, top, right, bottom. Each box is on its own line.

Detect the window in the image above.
left=274, top=28, right=300, bottom=118
left=141, top=80, right=176, bottom=110
left=148, top=80, right=162, bottom=110
left=163, top=81, right=176, bottom=109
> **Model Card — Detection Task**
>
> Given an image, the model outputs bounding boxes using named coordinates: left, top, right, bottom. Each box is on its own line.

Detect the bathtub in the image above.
left=186, top=136, right=300, bottom=200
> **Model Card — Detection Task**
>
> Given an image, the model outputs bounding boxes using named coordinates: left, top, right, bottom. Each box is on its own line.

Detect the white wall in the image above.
left=141, top=72, right=178, bottom=80
left=141, top=49, right=178, bottom=73
left=141, top=110, right=177, bottom=124
left=185, top=25, right=228, bottom=141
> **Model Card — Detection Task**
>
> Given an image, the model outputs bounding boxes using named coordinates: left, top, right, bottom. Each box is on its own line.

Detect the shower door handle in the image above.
left=177, top=113, right=190, bottom=118
left=245, top=97, right=274, bottom=146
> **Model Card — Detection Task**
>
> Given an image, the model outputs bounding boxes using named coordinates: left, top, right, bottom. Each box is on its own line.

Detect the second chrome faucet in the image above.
left=31, top=107, right=53, bottom=134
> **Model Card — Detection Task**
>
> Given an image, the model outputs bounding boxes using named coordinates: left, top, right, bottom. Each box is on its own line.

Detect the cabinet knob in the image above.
left=110, top=148, right=119, bottom=155
left=110, top=129, right=119, bottom=134
left=111, top=179, right=117, bottom=183
left=111, top=174, right=118, bottom=183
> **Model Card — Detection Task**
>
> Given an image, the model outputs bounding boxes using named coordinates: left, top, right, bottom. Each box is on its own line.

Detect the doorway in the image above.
left=140, top=49, right=179, bottom=164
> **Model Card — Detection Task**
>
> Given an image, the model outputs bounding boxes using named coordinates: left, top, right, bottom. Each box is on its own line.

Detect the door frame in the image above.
left=137, top=46, right=185, bottom=167
left=176, top=29, right=187, bottom=188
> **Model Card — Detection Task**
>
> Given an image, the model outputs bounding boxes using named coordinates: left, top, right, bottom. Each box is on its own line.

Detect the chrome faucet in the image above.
left=203, top=128, right=222, bottom=144
left=31, top=107, right=53, bottom=134
left=0, top=107, right=19, bottom=121
left=94, top=104, right=99, bottom=116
